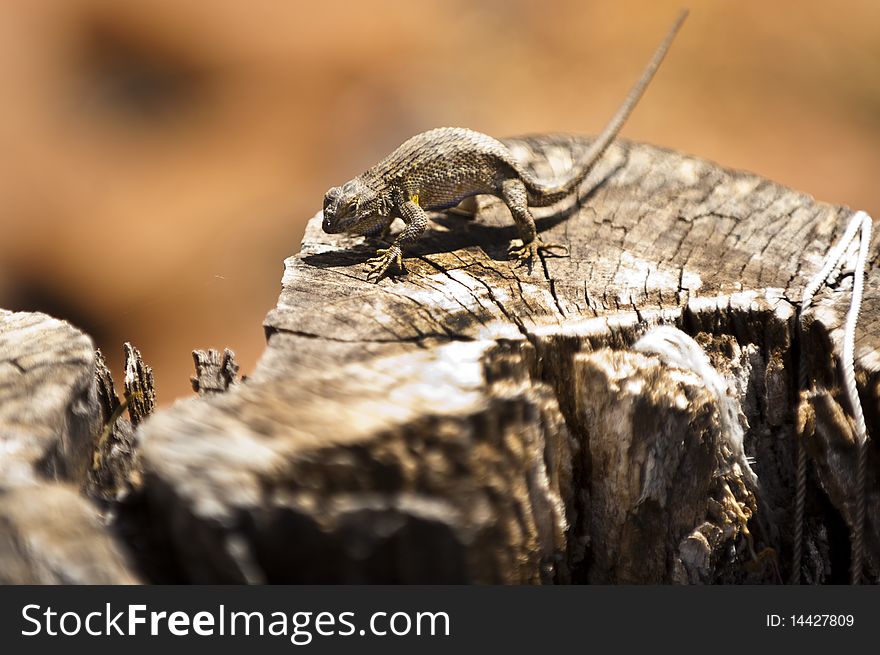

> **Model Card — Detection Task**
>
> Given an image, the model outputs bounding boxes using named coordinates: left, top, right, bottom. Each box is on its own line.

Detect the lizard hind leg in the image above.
left=500, top=178, right=569, bottom=271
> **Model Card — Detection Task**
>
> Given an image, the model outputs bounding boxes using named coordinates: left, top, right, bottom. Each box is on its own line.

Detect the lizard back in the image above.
left=361, top=127, right=528, bottom=210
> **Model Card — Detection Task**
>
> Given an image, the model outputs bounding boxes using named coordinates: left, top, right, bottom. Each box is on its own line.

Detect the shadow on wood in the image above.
left=1, top=138, right=877, bottom=583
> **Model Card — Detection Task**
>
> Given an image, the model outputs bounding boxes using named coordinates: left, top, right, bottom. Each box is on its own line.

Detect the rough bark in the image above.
left=2, top=138, right=877, bottom=584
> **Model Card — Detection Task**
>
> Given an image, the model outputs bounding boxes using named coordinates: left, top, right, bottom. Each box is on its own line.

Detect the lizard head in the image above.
left=322, top=179, right=389, bottom=235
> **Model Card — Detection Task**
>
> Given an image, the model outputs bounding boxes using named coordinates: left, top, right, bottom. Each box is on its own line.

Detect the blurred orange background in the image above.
left=1, top=0, right=879, bottom=403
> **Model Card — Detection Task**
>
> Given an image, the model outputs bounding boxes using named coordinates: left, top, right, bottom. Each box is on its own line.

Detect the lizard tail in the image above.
left=524, top=9, right=688, bottom=207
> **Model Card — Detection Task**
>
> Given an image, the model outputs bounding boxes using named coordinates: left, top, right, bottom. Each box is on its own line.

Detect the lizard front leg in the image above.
left=501, top=178, right=568, bottom=272
left=365, top=196, right=428, bottom=283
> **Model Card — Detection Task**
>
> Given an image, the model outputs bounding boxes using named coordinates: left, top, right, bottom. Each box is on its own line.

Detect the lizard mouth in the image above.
left=323, top=211, right=382, bottom=236
left=322, top=213, right=345, bottom=234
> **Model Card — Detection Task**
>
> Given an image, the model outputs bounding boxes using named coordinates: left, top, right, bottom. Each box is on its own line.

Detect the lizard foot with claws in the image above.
left=320, top=11, right=687, bottom=285
left=365, top=246, right=405, bottom=282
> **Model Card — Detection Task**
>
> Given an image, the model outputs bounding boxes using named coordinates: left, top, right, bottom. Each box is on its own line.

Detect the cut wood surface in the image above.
left=1, top=138, right=877, bottom=583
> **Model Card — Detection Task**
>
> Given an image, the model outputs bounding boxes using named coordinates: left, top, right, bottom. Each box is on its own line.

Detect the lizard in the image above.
left=322, top=10, right=688, bottom=283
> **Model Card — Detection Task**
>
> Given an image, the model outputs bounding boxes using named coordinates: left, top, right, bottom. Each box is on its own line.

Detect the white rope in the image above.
left=801, top=211, right=867, bottom=315
left=800, top=210, right=871, bottom=442
left=796, top=209, right=872, bottom=585
left=842, top=212, right=872, bottom=446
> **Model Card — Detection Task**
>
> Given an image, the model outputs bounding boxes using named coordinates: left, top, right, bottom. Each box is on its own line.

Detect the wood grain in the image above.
left=131, top=139, right=879, bottom=583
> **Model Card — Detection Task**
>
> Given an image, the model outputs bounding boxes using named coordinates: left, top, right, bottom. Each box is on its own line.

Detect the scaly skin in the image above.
left=322, top=10, right=688, bottom=283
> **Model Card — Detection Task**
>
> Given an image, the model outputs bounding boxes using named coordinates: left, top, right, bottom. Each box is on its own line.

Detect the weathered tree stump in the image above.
left=0, top=312, right=137, bottom=583
left=1, top=138, right=877, bottom=583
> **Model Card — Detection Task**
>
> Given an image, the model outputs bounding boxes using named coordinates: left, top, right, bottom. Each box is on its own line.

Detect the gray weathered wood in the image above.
left=0, top=310, right=101, bottom=483
left=131, top=139, right=879, bottom=583
left=88, top=348, right=141, bottom=501
left=124, top=342, right=155, bottom=427
left=1, top=139, right=875, bottom=583
left=0, top=312, right=139, bottom=583
left=191, top=348, right=241, bottom=395
left=0, top=484, right=138, bottom=584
